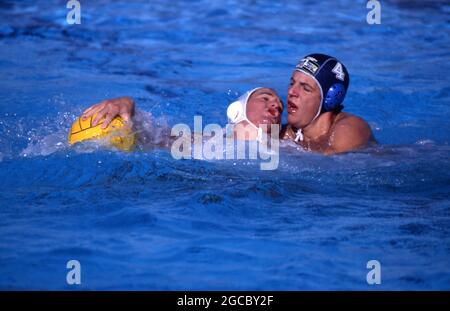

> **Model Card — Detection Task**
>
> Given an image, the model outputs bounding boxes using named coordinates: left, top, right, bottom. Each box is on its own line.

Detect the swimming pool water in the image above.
left=0, top=0, right=449, bottom=290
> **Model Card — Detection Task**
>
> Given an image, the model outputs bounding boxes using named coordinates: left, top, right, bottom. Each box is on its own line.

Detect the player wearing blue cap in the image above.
left=281, top=53, right=373, bottom=154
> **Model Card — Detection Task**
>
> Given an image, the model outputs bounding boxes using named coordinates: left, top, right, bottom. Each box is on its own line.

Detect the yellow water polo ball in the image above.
left=68, top=114, right=136, bottom=151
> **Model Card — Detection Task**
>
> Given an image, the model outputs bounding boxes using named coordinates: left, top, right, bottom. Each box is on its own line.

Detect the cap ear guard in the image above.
left=323, top=83, right=346, bottom=112
left=227, top=100, right=245, bottom=124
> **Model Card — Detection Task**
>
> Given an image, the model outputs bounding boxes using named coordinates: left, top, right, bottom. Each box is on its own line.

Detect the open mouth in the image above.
left=287, top=101, right=298, bottom=114
left=267, top=107, right=279, bottom=118
left=262, top=108, right=280, bottom=124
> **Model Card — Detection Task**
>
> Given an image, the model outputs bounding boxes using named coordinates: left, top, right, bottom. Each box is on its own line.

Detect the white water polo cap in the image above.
left=226, top=87, right=264, bottom=140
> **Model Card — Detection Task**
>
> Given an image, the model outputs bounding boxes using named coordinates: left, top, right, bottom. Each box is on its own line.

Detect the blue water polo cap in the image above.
left=295, top=53, right=350, bottom=113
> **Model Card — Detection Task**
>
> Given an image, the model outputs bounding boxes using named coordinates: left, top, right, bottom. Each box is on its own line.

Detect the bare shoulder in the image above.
left=334, top=113, right=371, bottom=132
left=329, top=113, right=373, bottom=153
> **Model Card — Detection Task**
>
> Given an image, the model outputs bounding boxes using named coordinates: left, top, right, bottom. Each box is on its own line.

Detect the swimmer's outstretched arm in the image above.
left=81, top=96, right=135, bottom=129
left=81, top=96, right=173, bottom=149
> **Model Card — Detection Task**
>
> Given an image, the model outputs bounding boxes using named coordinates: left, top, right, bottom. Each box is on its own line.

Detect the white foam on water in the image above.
left=20, top=131, right=68, bottom=157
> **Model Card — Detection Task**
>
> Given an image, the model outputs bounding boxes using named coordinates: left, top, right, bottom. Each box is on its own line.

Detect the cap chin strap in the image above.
left=294, top=99, right=323, bottom=142
left=241, top=119, right=263, bottom=142
left=293, top=70, right=324, bottom=143
left=294, top=102, right=322, bottom=142
left=232, top=114, right=263, bottom=141
left=294, top=129, right=303, bottom=143
left=254, top=124, right=264, bottom=142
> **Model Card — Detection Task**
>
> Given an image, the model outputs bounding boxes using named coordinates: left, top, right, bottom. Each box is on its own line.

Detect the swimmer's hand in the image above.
left=81, top=96, right=135, bottom=129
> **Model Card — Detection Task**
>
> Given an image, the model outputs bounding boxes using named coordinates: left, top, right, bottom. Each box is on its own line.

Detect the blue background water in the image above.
left=0, top=0, right=449, bottom=290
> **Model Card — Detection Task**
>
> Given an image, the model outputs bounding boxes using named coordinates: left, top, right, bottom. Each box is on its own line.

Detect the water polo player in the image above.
left=281, top=53, right=373, bottom=154
left=227, top=87, right=283, bottom=141
left=78, top=87, right=283, bottom=147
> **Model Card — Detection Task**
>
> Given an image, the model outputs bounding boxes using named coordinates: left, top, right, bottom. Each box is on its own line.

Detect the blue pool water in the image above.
left=0, top=0, right=449, bottom=290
